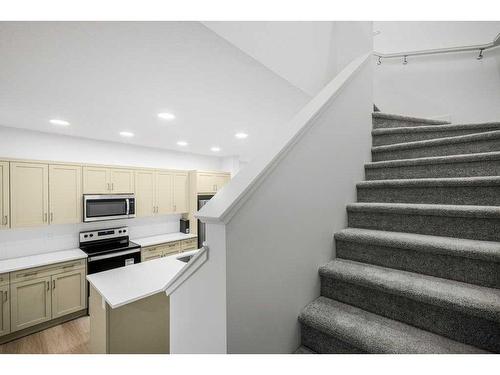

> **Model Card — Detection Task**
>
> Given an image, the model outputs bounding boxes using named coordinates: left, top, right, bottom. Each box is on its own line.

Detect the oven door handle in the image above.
left=88, top=248, right=141, bottom=262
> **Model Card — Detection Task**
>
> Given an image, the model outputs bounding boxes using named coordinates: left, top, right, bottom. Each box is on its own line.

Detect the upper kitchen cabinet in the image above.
left=195, top=171, right=231, bottom=194
left=0, top=161, right=9, bottom=229
left=173, top=172, right=189, bottom=213
left=83, top=166, right=134, bottom=194
left=109, top=168, right=135, bottom=194
left=135, top=170, right=156, bottom=217
left=10, top=162, right=49, bottom=228
left=156, top=171, right=174, bottom=215
left=134, top=169, right=189, bottom=217
left=49, top=164, right=82, bottom=225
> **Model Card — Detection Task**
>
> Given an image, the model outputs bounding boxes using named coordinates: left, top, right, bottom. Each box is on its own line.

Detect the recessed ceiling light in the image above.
left=210, top=146, right=221, bottom=152
left=177, top=141, right=188, bottom=146
left=49, top=119, right=70, bottom=126
left=158, top=112, right=176, bottom=121
left=119, top=131, right=134, bottom=138
left=235, top=132, right=248, bottom=139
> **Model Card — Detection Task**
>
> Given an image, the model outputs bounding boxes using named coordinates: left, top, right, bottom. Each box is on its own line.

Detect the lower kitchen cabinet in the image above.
left=51, top=269, right=86, bottom=319
left=10, top=276, right=52, bottom=332
left=141, top=238, right=197, bottom=262
left=0, top=284, right=10, bottom=336
left=3, top=259, right=87, bottom=337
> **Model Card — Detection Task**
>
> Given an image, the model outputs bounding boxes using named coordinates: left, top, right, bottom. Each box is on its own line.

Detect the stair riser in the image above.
left=373, top=118, right=447, bottom=129
left=365, top=159, right=500, bottom=180
left=300, top=324, right=365, bottom=354
left=321, top=277, right=500, bottom=352
left=335, top=239, right=500, bottom=288
left=372, top=138, right=500, bottom=162
left=357, top=185, right=500, bottom=206
left=347, top=211, right=500, bottom=241
left=373, top=128, right=500, bottom=146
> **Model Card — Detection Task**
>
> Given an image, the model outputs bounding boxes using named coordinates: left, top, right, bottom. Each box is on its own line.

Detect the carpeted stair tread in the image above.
left=347, top=202, right=500, bottom=219
left=372, top=123, right=500, bottom=146
left=372, top=130, right=500, bottom=153
left=294, top=346, right=316, bottom=354
left=320, top=259, right=500, bottom=322
left=357, top=175, right=500, bottom=188
left=372, top=112, right=450, bottom=128
left=335, top=228, right=500, bottom=263
left=299, top=297, right=486, bottom=354
left=365, top=151, right=500, bottom=169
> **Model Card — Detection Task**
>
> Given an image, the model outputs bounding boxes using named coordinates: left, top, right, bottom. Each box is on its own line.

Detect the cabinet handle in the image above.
left=2, top=215, right=7, bottom=226
left=50, top=212, right=54, bottom=222
left=3, top=290, right=7, bottom=302
left=53, top=280, right=56, bottom=290
left=46, top=281, right=50, bottom=291
left=173, top=204, right=177, bottom=212
left=23, top=271, right=37, bottom=278
left=44, top=213, right=48, bottom=222
left=107, top=183, right=110, bottom=191
left=111, top=183, right=114, bottom=191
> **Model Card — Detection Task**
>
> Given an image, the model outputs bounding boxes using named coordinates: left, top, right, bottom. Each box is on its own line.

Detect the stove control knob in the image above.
left=84, top=235, right=88, bottom=238
left=123, top=229, right=127, bottom=233
left=89, top=234, right=93, bottom=237
left=118, top=230, right=122, bottom=233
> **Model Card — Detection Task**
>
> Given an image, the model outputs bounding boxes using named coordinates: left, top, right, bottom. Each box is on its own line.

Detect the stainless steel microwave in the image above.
left=83, top=194, right=136, bottom=222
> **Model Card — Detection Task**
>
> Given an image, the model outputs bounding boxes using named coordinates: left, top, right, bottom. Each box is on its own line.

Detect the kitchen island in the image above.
left=86, top=248, right=205, bottom=354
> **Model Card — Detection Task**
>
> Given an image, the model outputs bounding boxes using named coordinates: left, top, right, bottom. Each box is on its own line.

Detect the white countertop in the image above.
left=0, top=249, right=87, bottom=274
left=132, top=232, right=197, bottom=247
left=86, top=249, right=200, bottom=309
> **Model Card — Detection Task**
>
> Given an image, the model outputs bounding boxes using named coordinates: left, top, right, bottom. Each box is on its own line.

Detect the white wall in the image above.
left=374, top=21, right=500, bottom=123
left=224, top=60, right=373, bottom=353
left=0, top=126, right=227, bottom=260
left=170, top=223, right=227, bottom=353
left=204, top=21, right=373, bottom=97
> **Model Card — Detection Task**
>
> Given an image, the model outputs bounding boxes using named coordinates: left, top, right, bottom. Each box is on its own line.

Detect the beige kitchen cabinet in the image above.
left=0, top=283, right=10, bottom=336
left=141, top=241, right=182, bottom=262
left=83, top=166, right=134, bottom=194
left=135, top=170, right=156, bottom=217
left=0, top=161, right=9, bottom=229
left=51, top=268, right=86, bottom=319
left=83, top=166, right=109, bottom=194
left=10, top=276, right=52, bottom=332
left=181, top=237, right=198, bottom=252
left=135, top=169, right=189, bottom=217
left=49, top=164, right=82, bottom=225
left=156, top=171, right=174, bottom=215
left=109, top=169, right=135, bottom=194
left=196, top=171, right=231, bottom=193
left=173, top=172, right=189, bottom=213
left=214, top=173, right=231, bottom=192
left=141, top=247, right=164, bottom=262
left=10, top=162, right=49, bottom=228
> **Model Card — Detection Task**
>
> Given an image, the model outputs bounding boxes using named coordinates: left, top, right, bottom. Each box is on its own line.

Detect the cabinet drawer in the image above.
left=157, top=241, right=181, bottom=255
left=141, top=248, right=163, bottom=262
left=10, top=259, right=86, bottom=283
left=0, top=273, right=8, bottom=287
left=181, top=238, right=198, bottom=251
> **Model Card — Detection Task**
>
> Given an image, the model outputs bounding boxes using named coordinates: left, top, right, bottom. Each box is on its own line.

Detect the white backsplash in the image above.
left=0, top=214, right=182, bottom=260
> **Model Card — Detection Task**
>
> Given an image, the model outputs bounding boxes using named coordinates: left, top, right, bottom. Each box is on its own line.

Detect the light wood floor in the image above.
left=0, top=317, right=90, bottom=354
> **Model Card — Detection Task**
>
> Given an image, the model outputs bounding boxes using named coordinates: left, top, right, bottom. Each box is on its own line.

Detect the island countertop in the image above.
left=86, top=249, right=200, bottom=309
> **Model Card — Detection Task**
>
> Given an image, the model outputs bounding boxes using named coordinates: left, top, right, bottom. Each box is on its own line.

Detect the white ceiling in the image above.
left=0, top=22, right=309, bottom=161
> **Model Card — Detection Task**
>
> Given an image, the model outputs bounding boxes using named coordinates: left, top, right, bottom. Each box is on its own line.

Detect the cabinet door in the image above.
left=10, top=162, right=49, bottom=228
left=110, top=169, right=135, bottom=194
left=49, top=164, right=82, bottom=225
left=215, top=173, right=230, bottom=192
left=0, top=161, right=9, bottom=229
left=156, top=171, right=174, bottom=215
left=197, top=173, right=215, bottom=193
left=51, top=269, right=86, bottom=319
left=173, top=172, right=189, bottom=213
left=141, top=248, right=163, bottom=262
left=83, top=166, right=110, bottom=194
left=0, top=284, right=10, bottom=336
left=135, top=170, right=156, bottom=217
left=10, top=276, right=52, bottom=332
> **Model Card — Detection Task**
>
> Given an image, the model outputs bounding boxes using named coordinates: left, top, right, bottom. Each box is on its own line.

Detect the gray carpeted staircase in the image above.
left=297, top=112, right=500, bottom=354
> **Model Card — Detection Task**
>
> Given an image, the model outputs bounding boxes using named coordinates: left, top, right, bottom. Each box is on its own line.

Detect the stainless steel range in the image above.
left=79, top=226, right=141, bottom=275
